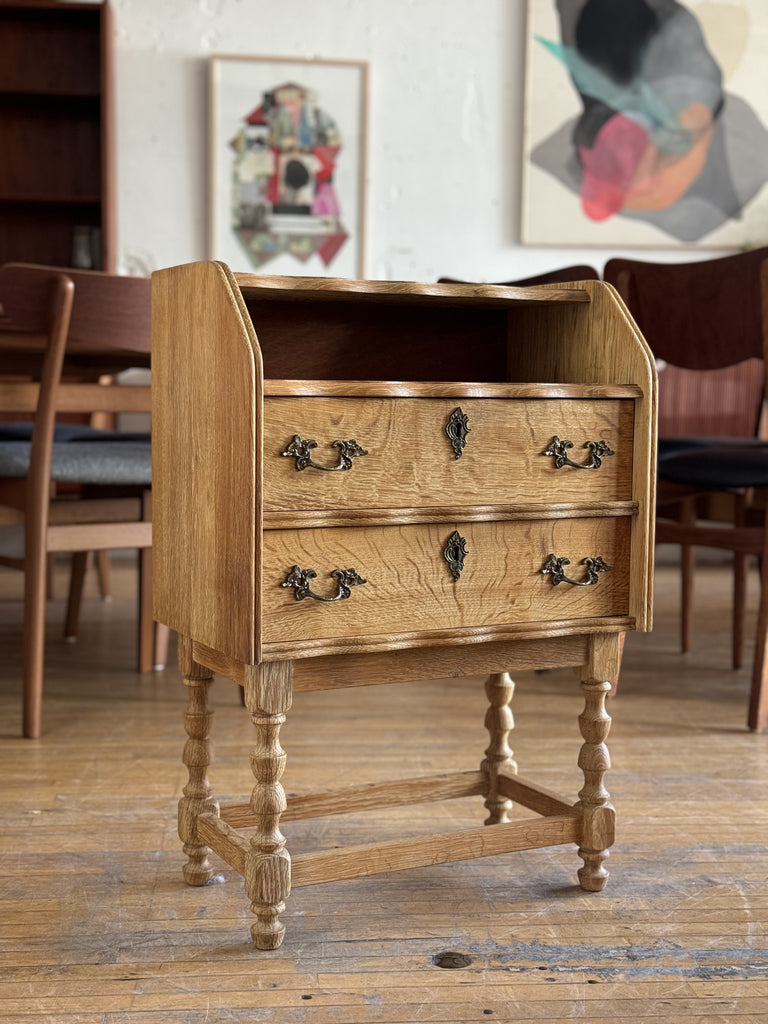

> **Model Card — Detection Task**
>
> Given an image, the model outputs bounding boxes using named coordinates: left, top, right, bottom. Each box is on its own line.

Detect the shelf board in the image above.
left=0, top=90, right=100, bottom=106
left=0, top=195, right=102, bottom=207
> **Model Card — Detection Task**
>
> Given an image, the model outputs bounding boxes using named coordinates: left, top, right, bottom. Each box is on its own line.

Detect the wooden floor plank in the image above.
left=1, top=555, right=767, bottom=1021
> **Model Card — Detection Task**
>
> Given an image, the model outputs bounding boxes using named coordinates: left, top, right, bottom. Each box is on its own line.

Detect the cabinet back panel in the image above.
left=244, top=299, right=511, bottom=382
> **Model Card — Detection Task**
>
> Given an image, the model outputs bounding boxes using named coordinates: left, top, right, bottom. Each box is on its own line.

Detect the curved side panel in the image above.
left=152, top=260, right=263, bottom=663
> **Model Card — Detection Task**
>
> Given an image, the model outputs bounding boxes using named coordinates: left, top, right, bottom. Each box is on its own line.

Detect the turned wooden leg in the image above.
left=480, top=671, right=518, bottom=825
left=177, top=636, right=219, bottom=886
left=244, top=661, right=293, bottom=950
left=576, top=636, right=617, bottom=891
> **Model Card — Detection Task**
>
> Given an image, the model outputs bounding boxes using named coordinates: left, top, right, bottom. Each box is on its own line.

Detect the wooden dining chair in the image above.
left=0, top=263, right=162, bottom=737
left=604, top=250, right=768, bottom=705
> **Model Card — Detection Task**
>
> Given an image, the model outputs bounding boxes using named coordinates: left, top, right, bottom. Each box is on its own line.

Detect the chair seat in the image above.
left=657, top=435, right=765, bottom=461
left=659, top=442, right=768, bottom=490
left=0, top=440, right=152, bottom=485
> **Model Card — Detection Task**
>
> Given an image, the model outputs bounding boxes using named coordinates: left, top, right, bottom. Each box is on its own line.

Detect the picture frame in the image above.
left=209, top=54, right=368, bottom=277
left=522, top=0, right=768, bottom=248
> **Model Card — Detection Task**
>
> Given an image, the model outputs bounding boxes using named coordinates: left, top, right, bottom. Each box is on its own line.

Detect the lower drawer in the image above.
left=262, top=516, right=631, bottom=644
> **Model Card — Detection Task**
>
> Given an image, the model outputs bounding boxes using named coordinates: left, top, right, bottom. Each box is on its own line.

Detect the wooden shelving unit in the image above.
left=0, top=0, right=115, bottom=271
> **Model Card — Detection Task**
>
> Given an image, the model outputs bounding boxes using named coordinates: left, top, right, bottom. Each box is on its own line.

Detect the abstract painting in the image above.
left=523, top=0, right=768, bottom=247
left=209, top=56, right=368, bottom=277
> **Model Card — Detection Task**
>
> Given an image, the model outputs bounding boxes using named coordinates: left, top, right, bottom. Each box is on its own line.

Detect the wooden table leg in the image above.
left=177, top=635, right=220, bottom=886
left=244, top=661, right=293, bottom=950
left=480, top=672, right=518, bottom=825
left=576, top=635, right=617, bottom=891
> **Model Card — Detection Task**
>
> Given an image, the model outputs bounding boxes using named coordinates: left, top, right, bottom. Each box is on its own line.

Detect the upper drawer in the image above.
left=263, top=397, right=634, bottom=511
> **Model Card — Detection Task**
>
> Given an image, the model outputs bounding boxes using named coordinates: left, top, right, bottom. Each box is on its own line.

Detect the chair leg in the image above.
left=23, top=539, right=49, bottom=739
left=64, top=551, right=88, bottom=641
left=96, top=550, right=112, bottom=601
left=732, top=494, right=747, bottom=670
left=138, top=490, right=153, bottom=673
left=153, top=622, right=170, bottom=671
left=46, top=553, right=55, bottom=600
left=680, top=497, right=696, bottom=653
left=748, top=528, right=768, bottom=732
left=139, top=544, right=153, bottom=673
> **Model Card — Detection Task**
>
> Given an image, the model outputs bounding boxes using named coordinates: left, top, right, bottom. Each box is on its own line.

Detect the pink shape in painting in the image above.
left=229, top=82, right=348, bottom=269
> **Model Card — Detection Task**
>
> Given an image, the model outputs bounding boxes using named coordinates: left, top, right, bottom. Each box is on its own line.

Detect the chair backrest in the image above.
left=62, top=266, right=152, bottom=358
left=604, top=250, right=768, bottom=439
left=2, top=264, right=152, bottom=422
left=4, top=262, right=151, bottom=360
left=439, top=264, right=600, bottom=286
left=0, top=264, right=75, bottom=508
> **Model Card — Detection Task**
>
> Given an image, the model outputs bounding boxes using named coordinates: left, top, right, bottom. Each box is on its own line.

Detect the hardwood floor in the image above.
left=1, top=555, right=766, bottom=1022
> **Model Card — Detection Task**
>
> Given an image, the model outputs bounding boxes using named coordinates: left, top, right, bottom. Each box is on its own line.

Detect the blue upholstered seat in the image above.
left=659, top=441, right=768, bottom=491
left=657, top=435, right=768, bottom=462
left=0, top=440, right=152, bottom=485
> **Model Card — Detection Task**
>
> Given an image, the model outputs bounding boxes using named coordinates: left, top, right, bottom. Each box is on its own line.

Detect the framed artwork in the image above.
left=522, top=0, right=768, bottom=247
left=209, top=55, right=368, bottom=277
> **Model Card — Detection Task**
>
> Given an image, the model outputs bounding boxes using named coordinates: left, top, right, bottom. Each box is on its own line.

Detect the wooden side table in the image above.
left=152, top=261, right=656, bottom=949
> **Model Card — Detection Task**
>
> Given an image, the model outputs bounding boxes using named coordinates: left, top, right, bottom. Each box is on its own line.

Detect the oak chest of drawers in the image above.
left=152, top=261, right=656, bottom=950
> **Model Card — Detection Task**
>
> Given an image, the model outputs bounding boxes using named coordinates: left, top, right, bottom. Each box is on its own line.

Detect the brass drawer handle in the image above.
left=543, top=436, right=614, bottom=470
left=446, top=407, right=470, bottom=459
left=282, top=565, right=367, bottom=602
left=282, top=434, right=368, bottom=472
left=541, top=554, right=611, bottom=587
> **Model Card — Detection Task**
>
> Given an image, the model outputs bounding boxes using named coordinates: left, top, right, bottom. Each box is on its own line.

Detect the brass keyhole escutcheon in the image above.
left=443, top=531, right=468, bottom=581
left=446, top=408, right=470, bottom=459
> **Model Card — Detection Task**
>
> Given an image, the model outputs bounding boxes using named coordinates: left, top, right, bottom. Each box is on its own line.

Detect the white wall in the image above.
left=111, top=0, right=742, bottom=281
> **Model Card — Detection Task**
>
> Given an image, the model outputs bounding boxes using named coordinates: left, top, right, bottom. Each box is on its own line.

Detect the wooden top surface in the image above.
left=233, top=271, right=592, bottom=308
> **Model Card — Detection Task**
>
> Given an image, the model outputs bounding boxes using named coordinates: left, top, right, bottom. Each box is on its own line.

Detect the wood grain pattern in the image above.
left=196, top=812, right=248, bottom=875
left=152, top=261, right=262, bottom=665
left=243, top=660, right=293, bottom=949
left=234, top=273, right=592, bottom=306
left=265, top=396, right=634, bottom=510
left=262, top=615, right=632, bottom=663
left=496, top=771, right=579, bottom=817
left=505, top=279, right=657, bottom=632
left=191, top=631, right=594, bottom=688
left=220, top=771, right=489, bottom=827
left=263, top=499, right=638, bottom=531
left=263, top=379, right=643, bottom=398
left=263, top=516, right=632, bottom=644
left=176, top=636, right=219, bottom=887
left=1, top=557, right=763, bottom=1021
left=480, top=673, right=517, bottom=824
left=150, top=262, right=656, bottom=950
left=290, top=816, right=583, bottom=888
left=0, top=381, right=151, bottom=414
